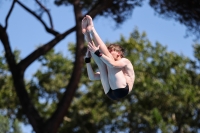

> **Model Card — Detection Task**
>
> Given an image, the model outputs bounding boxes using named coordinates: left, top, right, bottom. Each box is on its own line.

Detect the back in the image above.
left=122, top=59, right=135, bottom=92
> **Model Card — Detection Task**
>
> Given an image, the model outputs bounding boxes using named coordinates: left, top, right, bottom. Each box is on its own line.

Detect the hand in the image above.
left=87, top=41, right=99, bottom=53
left=86, top=15, right=94, bottom=32
left=82, top=17, right=88, bottom=34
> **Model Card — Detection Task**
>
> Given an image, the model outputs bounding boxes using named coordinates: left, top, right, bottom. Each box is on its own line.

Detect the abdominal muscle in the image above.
left=107, top=67, right=127, bottom=90
left=107, top=65, right=135, bottom=93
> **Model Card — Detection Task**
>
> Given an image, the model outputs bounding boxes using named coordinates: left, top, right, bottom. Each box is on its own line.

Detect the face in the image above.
left=108, top=49, right=120, bottom=60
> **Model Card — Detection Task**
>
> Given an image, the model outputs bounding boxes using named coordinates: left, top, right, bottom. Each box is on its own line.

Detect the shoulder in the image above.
left=121, top=58, right=131, bottom=64
left=121, top=58, right=134, bottom=69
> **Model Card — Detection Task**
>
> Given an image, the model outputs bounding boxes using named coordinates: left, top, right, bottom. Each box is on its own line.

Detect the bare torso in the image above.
left=107, top=58, right=135, bottom=92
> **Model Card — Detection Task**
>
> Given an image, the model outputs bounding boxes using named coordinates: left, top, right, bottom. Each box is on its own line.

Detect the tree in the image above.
left=1, top=26, right=200, bottom=132
left=56, top=29, right=200, bottom=133
left=1, top=0, right=200, bottom=132
left=0, top=114, right=22, bottom=133
left=122, top=30, right=200, bottom=133
left=149, top=0, right=200, bottom=38
left=0, top=114, right=9, bottom=133
left=0, top=0, right=143, bottom=133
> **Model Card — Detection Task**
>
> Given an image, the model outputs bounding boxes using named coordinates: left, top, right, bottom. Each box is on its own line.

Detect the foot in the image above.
left=82, top=17, right=87, bottom=34
left=86, top=15, right=94, bottom=32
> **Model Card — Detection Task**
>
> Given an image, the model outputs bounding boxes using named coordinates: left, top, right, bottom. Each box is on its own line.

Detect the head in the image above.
left=107, top=44, right=125, bottom=60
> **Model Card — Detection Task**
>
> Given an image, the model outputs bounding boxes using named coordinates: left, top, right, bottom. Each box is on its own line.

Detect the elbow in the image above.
left=107, top=61, right=117, bottom=68
left=101, top=60, right=116, bottom=68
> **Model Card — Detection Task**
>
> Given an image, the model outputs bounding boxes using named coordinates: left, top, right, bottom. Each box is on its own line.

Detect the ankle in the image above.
left=87, top=26, right=95, bottom=32
left=88, top=27, right=96, bottom=35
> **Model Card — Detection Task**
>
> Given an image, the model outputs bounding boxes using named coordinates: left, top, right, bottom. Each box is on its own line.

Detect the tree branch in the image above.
left=85, top=0, right=113, bottom=19
left=0, top=25, right=14, bottom=63
left=17, top=0, right=112, bottom=73
left=18, top=26, right=75, bottom=72
left=5, top=0, right=16, bottom=30
left=0, top=24, right=43, bottom=133
left=16, top=0, right=59, bottom=36
left=43, top=0, right=86, bottom=132
left=40, top=1, right=117, bottom=132
left=35, top=0, right=54, bottom=29
left=14, top=0, right=118, bottom=132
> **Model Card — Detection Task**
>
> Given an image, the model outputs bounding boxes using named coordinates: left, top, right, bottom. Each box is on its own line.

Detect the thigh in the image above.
left=91, top=53, right=110, bottom=94
left=91, top=32, right=114, bottom=60
left=99, top=45, right=114, bottom=60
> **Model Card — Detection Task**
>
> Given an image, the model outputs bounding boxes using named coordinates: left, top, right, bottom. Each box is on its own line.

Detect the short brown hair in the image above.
left=107, top=44, right=125, bottom=57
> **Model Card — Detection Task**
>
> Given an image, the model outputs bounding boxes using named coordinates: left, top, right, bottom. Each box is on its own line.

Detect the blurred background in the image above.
left=0, top=0, right=200, bottom=133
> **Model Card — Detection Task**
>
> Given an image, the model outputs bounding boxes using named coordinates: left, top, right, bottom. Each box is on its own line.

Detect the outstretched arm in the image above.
left=87, top=41, right=129, bottom=68
left=100, top=54, right=129, bottom=68
left=85, top=50, right=100, bottom=80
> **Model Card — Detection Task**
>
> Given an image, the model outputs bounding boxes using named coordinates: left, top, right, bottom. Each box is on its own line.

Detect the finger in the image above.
left=88, top=42, right=92, bottom=47
left=87, top=44, right=91, bottom=49
left=87, top=42, right=90, bottom=47
left=91, top=41, right=95, bottom=46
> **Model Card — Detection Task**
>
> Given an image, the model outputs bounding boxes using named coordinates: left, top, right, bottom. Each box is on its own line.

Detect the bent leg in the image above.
left=91, top=30, right=114, bottom=60
left=86, top=15, right=114, bottom=60
left=82, top=24, right=110, bottom=94
left=91, top=53, right=110, bottom=94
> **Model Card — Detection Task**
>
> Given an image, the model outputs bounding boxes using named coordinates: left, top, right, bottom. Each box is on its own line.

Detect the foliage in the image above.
left=0, top=0, right=145, bottom=133
left=54, top=0, right=144, bottom=24
left=1, top=0, right=200, bottom=132
left=0, top=50, right=21, bottom=120
left=0, top=114, right=22, bottom=133
left=0, top=114, right=9, bottom=133
left=27, top=49, right=73, bottom=120
left=0, top=1, right=144, bottom=132
left=1, top=26, right=200, bottom=132
left=58, top=29, right=200, bottom=133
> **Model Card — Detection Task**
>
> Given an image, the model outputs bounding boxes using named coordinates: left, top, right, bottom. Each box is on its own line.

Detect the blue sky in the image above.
left=0, top=1, right=198, bottom=78
left=0, top=1, right=198, bottom=132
